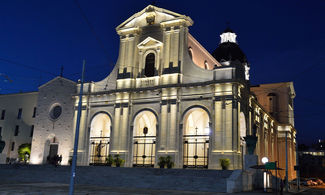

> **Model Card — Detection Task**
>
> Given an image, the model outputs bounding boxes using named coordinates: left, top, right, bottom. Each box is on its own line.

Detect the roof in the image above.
left=38, top=76, right=76, bottom=89
left=0, top=91, right=38, bottom=97
left=223, top=27, right=234, bottom=33
left=211, top=42, right=247, bottom=63
left=116, top=5, right=193, bottom=31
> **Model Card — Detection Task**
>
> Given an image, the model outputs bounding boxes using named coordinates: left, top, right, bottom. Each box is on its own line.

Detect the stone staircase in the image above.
left=0, top=165, right=235, bottom=193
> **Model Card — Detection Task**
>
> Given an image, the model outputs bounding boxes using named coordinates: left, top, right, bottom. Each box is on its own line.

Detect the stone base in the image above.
left=244, top=154, right=258, bottom=170
left=0, top=153, right=6, bottom=164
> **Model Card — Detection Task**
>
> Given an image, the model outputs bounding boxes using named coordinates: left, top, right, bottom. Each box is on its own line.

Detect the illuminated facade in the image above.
left=0, top=5, right=297, bottom=180
left=0, top=92, right=37, bottom=163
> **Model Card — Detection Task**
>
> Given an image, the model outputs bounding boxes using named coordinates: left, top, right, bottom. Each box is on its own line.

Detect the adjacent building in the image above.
left=0, top=92, right=37, bottom=163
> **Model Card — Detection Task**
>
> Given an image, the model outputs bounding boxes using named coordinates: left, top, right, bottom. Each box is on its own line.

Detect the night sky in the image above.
left=0, top=1, right=324, bottom=145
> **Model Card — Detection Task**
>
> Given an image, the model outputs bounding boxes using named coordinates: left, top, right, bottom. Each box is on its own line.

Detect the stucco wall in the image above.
left=0, top=92, right=38, bottom=163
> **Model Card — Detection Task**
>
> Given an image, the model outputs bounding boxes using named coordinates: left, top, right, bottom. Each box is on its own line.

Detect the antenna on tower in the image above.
left=151, top=0, right=157, bottom=6
left=60, top=66, right=64, bottom=77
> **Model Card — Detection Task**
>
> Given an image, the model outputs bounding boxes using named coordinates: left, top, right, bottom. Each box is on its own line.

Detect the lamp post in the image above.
left=69, top=60, right=85, bottom=195
left=142, top=127, right=148, bottom=165
left=262, top=156, right=269, bottom=192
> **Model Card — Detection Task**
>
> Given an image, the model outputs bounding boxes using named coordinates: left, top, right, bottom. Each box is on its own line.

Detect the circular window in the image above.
left=50, top=105, right=62, bottom=120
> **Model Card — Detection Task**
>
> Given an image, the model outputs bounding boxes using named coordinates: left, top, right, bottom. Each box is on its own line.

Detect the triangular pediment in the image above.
left=137, top=37, right=163, bottom=49
left=38, top=76, right=76, bottom=89
left=116, top=5, right=193, bottom=31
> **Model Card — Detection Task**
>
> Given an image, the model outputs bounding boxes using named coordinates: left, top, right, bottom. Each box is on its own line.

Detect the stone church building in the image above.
left=0, top=5, right=297, bottom=180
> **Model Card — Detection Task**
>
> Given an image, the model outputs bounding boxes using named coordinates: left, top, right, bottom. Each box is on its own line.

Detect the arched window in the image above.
left=267, top=93, right=277, bottom=116
left=144, top=53, right=155, bottom=77
left=188, top=47, right=193, bottom=59
left=204, top=60, right=209, bottom=70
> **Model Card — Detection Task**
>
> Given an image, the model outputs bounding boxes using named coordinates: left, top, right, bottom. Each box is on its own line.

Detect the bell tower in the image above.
left=115, top=5, right=193, bottom=89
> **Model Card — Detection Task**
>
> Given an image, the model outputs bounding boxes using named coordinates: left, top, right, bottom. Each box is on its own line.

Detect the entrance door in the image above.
left=89, top=113, right=111, bottom=165
left=132, top=110, right=157, bottom=167
left=183, top=133, right=209, bottom=168
left=90, top=138, right=110, bottom=165
left=49, top=144, right=58, bottom=159
left=183, top=108, right=210, bottom=168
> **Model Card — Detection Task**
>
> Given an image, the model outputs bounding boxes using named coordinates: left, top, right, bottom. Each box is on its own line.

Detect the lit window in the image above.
left=144, top=53, right=155, bottom=77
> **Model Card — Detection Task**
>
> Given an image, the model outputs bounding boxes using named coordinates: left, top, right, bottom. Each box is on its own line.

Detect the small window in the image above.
left=289, top=97, right=293, bottom=108
left=14, top=126, right=19, bottom=136
left=188, top=47, right=193, bottom=59
left=204, top=60, right=209, bottom=70
left=11, top=142, right=15, bottom=151
left=50, top=105, right=62, bottom=120
left=144, top=53, right=155, bottom=77
left=32, top=107, right=37, bottom=118
left=30, top=125, right=34, bottom=137
left=17, top=108, right=22, bottom=119
left=0, top=126, right=2, bottom=136
left=1, top=110, right=5, bottom=120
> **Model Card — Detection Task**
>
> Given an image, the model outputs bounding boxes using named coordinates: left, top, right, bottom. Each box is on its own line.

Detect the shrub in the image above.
left=18, top=143, right=31, bottom=162
left=219, top=158, right=230, bottom=170
left=165, top=156, right=174, bottom=169
left=158, top=156, right=166, bottom=168
left=113, top=154, right=125, bottom=167
left=106, top=155, right=113, bottom=166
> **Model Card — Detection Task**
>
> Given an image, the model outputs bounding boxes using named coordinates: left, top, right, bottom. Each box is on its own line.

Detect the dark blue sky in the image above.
left=0, top=0, right=324, bottom=145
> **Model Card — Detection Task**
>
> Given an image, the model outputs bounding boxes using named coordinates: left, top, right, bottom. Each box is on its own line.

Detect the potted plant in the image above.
left=113, top=154, right=125, bottom=167
left=219, top=158, right=230, bottom=170
left=17, top=143, right=31, bottom=163
left=165, top=156, right=174, bottom=169
left=158, top=156, right=166, bottom=168
left=106, top=154, right=113, bottom=166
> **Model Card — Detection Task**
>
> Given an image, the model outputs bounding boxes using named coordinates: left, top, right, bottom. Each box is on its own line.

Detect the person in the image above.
left=280, top=179, right=284, bottom=195
left=58, top=155, right=62, bottom=165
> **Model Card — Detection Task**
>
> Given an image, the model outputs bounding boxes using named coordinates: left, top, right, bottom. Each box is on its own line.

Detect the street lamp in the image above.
left=262, top=157, right=269, bottom=164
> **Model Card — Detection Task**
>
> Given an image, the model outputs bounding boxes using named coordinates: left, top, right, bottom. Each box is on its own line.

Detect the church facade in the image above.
left=0, top=5, right=297, bottom=180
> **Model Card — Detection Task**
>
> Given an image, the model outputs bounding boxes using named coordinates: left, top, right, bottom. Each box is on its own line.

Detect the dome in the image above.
left=211, top=28, right=247, bottom=63
left=212, top=42, right=247, bottom=63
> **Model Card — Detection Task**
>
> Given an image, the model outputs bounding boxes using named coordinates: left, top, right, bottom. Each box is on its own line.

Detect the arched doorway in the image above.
left=132, top=110, right=157, bottom=167
left=183, top=107, right=210, bottom=168
left=43, top=134, right=59, bottom=164
left=89, top=113, right=111, bottom=165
